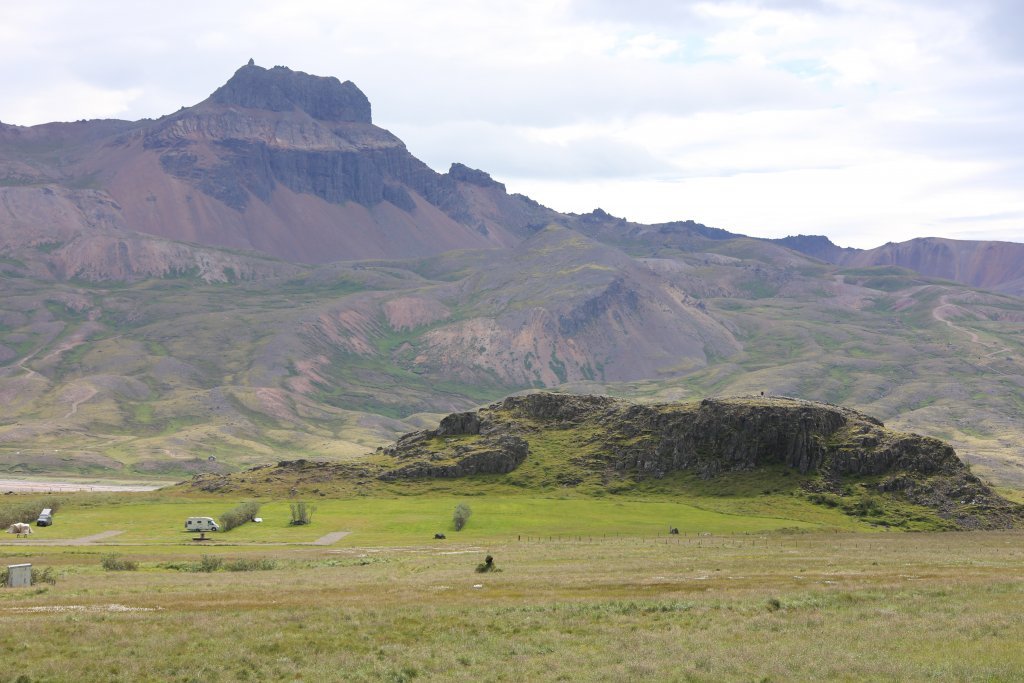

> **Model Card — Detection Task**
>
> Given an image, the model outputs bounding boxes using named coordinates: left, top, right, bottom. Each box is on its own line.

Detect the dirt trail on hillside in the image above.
left=932, top=295, right=981, bottom=343
left=62, top=386, right=98, bottom=419
left=933, top=292, right=1011, bottom=360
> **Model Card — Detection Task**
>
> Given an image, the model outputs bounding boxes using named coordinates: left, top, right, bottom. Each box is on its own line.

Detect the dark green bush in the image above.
left=475, top=554, right=497, bottom=573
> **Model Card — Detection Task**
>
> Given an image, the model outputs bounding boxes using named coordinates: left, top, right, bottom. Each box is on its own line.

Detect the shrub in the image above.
left=32, top=567, right=57, bottom=585
left=159, top=555, right=223, bottom=573
left=198, top=555, right=223, bottom=573
left=289, top=501, right=316, bottom=526
left=475, top=554, right=497, bottom=573
left=225, top=558, right=277, bottom=572
left=453, top=503, right=472, bottom=531
left=219, top=501, right=262, bottom=531
left=101, top=554, right=139, bottom=571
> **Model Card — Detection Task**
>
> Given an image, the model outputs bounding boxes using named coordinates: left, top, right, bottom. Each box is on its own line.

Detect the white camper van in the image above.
left=184, top=517, right=220, bottom=532
left=36, top=508, right=53, bottom=526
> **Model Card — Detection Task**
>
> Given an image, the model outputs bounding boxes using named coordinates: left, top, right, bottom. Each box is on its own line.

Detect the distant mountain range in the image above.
left=1, top=63, right=1022, bottom=486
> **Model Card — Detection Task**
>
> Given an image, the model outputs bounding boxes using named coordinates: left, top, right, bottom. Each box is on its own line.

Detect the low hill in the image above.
left=182, top=393, right=1021, bottom=530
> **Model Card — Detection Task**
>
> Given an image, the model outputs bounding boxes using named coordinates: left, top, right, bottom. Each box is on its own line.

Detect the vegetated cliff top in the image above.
left=183, top=392, right=1022, bottom=530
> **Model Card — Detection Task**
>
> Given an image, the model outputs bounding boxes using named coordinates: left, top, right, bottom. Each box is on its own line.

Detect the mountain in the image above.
left=182, top=393, right=1022, bottom=530
left=776, top=235, right=1024, bottom=296
left=1, top=63, right=1024, bottom=488
left=0, top=62, right=554, bottom=273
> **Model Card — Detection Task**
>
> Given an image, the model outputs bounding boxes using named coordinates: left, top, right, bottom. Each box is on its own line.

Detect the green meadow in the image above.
left=5, top=492, right=839, bottom=550
left=4, top=489, right=1024, bottom=681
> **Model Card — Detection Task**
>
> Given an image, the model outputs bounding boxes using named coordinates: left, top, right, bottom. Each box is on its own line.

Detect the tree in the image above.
left=289, top=501, right=316, bottom=525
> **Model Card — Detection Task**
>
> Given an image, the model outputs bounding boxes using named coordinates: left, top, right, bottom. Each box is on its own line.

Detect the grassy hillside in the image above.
left=1, top=229, right=1023, bottom=486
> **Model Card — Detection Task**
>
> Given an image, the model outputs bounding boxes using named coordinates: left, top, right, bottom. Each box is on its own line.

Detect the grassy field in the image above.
left=3, top=492, right=1024, bottom=681
left=1, top=490, right=847, bottom=550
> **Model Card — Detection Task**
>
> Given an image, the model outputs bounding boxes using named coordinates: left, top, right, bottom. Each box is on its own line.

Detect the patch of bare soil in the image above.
left=309, top=531, right=352, bottom=545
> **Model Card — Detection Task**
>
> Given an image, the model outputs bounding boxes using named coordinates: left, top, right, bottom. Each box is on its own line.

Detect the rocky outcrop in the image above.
left=207, top=63, right=372, bottom=123
left=378, top=435, right=528, bottom=480
left=402, top=392, right=1018, bottom=529
left=491, top=393, right=963, bottom=480
left=448, top=163, right=506, bottom=190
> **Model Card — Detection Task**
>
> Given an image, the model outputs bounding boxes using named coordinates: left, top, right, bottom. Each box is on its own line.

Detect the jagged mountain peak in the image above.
left=205, top=61, right=372, bottom=123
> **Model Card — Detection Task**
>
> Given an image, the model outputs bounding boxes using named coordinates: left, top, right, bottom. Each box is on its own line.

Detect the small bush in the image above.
left=289, top=501, right=316, bottom=526
left=160, top=555, right=224, bottom=573
left=475, top=554, right=497, bottom=573
left=101, top=554, right=139, bottom=571
left=198, top=555, right=223, bottom=573
left=219, top=501, right=262, bottom=531
left=225, top=558, right=277, bottom=572
left=766, top=597, right=782, bottom=612
left=453, top=503, right=472, bottom=531
left=32, top=567, right=57, bottom=585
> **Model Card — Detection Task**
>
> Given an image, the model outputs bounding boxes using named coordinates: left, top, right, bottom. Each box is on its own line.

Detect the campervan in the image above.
left=184, top=517, right=220, bottom=532
left=36, top=508, right=53, bottom=526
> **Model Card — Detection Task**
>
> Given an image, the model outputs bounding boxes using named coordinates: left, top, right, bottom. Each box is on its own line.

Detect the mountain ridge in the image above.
left=1, top=61, right=1020, bottom=291
left=1, top=62, right=1024, bottom=488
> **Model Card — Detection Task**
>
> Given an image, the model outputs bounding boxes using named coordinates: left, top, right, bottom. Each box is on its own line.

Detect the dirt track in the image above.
left=0, top=530, right=124, bottom=546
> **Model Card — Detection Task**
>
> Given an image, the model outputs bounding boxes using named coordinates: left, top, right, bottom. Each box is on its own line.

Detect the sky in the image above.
left=2, top=0, right=1023, bottom=248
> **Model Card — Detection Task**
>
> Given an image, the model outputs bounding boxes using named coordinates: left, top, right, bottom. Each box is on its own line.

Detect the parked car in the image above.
left=36, top=508, right=53, bottom=526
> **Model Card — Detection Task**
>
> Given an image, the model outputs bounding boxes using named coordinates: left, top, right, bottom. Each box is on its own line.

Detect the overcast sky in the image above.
left=2, top=0, right=1023, bottom=248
